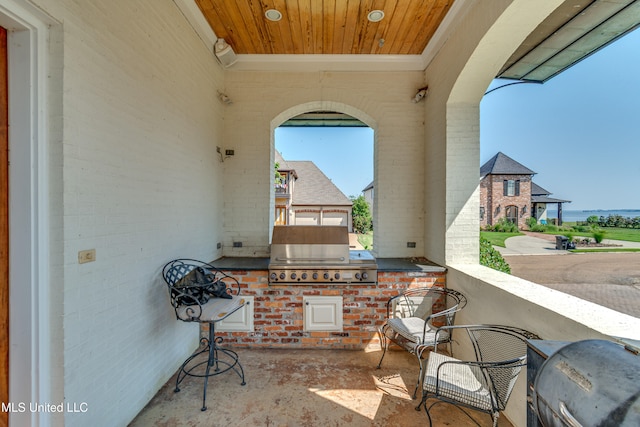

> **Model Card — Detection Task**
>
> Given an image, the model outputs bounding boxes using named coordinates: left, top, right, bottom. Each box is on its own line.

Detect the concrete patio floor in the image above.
left=130, top=347, right=514, bottom=426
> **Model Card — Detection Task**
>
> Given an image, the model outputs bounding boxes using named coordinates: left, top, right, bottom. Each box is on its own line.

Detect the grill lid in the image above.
left=270, top=226, right=350, bottom=265
left=533, top=339, right=640, bottom=427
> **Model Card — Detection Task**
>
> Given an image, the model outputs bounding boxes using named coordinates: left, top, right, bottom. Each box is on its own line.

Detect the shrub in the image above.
left=493, top=217, right=518, bottom=233
left=586, top=215, right=599, bottom=225
left=480, top=237, right=511, bottom=274
left=593, top=229, right=606, bottom=244
left=526, top=216, right=546, bottom=232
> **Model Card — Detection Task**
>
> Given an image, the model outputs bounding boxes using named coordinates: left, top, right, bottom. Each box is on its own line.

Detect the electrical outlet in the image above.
left=217, top=242, right=222, bottom=249
left=407, top=242, right=416, bottom=248
left=225, top=149, right=234, bottom=156
left=78, top=249, right=96, bottom=264
left=233, top=241, right=242, bottom=248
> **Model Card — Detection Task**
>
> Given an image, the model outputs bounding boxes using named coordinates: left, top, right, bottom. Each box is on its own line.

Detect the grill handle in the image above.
left=559, top=401, right=583, bottom=427
left=275, top=257, right=346, bottom=262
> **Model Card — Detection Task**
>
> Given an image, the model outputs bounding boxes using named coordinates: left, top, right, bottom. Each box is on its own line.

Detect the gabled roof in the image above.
left=286, top=161, right=352, bottom=207
left=362, top=181, right=374, bottom=192
left=275, top=150, right=294, bottom=171
left=480, top=152, right=536, bottom=178
left=531, top=182, right=551, bottom=196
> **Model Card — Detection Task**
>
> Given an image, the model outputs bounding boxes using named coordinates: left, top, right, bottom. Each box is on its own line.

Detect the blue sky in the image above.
left=481, top=28, right=640, bottom=211
left=276, top=126, right=374, bottom=199
left=276, top=29, right=640, bottom=209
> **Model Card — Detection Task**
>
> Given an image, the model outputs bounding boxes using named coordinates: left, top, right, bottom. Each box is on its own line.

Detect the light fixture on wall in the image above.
left=412, top=85, right=429, bottom=103
left=217, top=91, right=233, bottom=105
left=495, top=205, right=501, bottom=215
left=522, top=205, right=528, bottom=214
left=214, top=38, right=238, bottom=68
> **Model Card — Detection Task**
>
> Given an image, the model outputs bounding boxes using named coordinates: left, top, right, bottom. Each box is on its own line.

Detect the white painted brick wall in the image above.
left=223, top=71, right=426, bottom=257
left=421, top=0, right=563, bottom=266
left=42, top=1, right=227, bottom=425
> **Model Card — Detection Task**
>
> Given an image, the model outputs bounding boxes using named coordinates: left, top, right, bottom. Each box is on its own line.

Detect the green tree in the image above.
left=351, top=195, right=372, bottom=234
left=274, top=162, right=284, bottom=185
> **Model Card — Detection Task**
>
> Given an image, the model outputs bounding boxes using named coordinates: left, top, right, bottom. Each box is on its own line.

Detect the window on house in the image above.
left=480, top=207, right=485, bottom=220
left=503, top=179, right=520, bottom=196
left=506, top=205, right=518, bottom=224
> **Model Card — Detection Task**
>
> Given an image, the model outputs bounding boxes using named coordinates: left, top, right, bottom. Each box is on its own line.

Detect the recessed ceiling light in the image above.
left=265, top=9, right=282, bottom=21
left=367, top=10, right=384, bottom=22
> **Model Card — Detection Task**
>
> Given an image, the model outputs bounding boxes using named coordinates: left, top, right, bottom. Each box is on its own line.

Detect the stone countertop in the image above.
left=210, top=256, right=446, bottom=273
left=376, top=258, right=446, bottom=273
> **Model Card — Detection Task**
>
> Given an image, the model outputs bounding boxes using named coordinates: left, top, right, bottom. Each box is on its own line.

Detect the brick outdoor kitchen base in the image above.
left=206, top=259, right=447, bottom=350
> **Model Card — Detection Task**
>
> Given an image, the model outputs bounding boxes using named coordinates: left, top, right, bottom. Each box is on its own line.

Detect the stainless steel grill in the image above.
left=533, top=339, right=640, bottom=427
left=268, top=225, right=377, bottom=284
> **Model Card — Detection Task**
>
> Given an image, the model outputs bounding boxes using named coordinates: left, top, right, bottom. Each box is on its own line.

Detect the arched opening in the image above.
left=270, top=103, right=376, bottom=251
left=505, top=205, right=518, bottom=225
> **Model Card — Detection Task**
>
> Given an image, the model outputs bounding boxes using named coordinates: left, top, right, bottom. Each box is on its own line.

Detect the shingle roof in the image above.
left=286, top=160, right=352, bottom=206
left=480, top=152, right=536, bottom=177
left=275, top=150, right=294, bottom=171
left=532, top=195, right=571, bottom=204
left=531, top=182, right=551, bottom=196
left=362, top=181, right=374, bottom=192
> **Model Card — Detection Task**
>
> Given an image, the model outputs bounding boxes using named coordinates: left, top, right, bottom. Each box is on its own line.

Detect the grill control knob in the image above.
left=301, top=272, right=308, bottom=280
left=362, top=272, right=368, bottom=280
left=279, top=272, right=286, bottom=280
left=323, top=272, right=330, bottom=280
left=334, top=272, right=340, bottom=280
left=291, top=273, right=297, bottom=280
left=270, top=272, right=277, bottom=280
left=312, top=272, right=318, bottom=280
left=355, top=272, right=361, bottom=280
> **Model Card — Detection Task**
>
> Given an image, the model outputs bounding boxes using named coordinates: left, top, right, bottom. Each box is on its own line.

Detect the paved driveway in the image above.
left=498, top=234, right=640, bottom=318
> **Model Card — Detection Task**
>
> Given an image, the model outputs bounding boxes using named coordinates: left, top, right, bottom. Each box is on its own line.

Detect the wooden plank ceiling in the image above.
left=194, top=0, right=455, bottom=55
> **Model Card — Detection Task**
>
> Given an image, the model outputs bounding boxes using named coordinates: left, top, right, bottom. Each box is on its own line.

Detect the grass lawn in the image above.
left=357, top=231, right=373, bottom=250
left=480, top=231, right=523, bottom=247
left=543, top=225, right=640, bottom=243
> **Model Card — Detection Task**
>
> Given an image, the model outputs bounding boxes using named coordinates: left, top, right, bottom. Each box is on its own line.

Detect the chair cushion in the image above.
left=423, top=352, right=492, bottom=411
left=386, top=317, right=449, bottom=345
left=176, top=295, right=245, bottom=322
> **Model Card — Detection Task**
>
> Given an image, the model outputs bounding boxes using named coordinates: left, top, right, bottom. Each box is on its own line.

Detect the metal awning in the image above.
left=280, top=112, right=366, bottom=127
left=497, top=0, right=640, bottom=83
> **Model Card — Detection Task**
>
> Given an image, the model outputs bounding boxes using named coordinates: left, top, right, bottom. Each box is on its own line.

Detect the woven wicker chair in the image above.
left=162, top=259, right=247, bottom=411
left=417, top=325, right=540, bottom=427
left=376, top=287, right=467, bottom=398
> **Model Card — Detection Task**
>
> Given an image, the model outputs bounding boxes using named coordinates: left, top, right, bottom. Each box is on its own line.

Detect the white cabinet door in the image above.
left=217, top=296, right=254, bottom=332
left=303, top=296, right=343, bottom=332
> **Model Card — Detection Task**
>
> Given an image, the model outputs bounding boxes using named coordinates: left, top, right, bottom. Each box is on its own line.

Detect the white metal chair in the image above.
left=162, top=259, right=247, bottom=411
left=417, top=324, right=540, bottom=427
left=376, top=287, right=467, bottom=398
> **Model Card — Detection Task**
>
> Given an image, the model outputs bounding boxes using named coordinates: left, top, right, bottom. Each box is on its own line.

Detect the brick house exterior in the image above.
left=275, top=151, right=353, bottom=230
left=480, top=152, right=535, bottom=229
